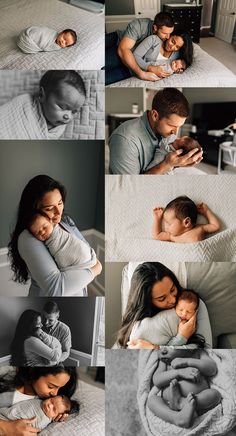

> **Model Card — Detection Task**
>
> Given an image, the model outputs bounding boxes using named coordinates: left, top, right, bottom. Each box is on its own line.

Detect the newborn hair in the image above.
left=69, top=399, right=80, bottom=414
left=152, top=88, right=189, bottom=119
left=177, top=289, right=199, bottom=310
left=175, top=136, right=201, bottom=155
left=40, top=71, right=86, bottom=98
left=62, top=29, right=77, bottom=46
left=165, top=196, right=198, bottom=226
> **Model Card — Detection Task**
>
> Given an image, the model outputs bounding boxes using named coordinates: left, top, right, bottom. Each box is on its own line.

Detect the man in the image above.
left=109, top=88, right=203, bottom=175
left=42, top=301, right=71, bottom=362
left=105, top=12, right=175, bottom=85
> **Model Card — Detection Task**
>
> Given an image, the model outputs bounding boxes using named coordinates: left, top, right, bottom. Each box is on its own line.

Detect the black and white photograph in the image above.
left=0, top=297, right=105, bottom=367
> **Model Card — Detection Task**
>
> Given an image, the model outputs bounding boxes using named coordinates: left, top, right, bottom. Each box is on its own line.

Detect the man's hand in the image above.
left=139, top=71, right=160, bottom=81
left=153, top=207, right=164, bottom=219
left=165, top=147, right=203, bottom=169
left=147, top=65, right=171, bottom=78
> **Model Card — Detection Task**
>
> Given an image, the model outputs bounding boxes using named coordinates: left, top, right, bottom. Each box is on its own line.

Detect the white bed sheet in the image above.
left=105, top=175, right=236, bottom=262
left=108, top=44, right=236, bottom=88
left=0, top=0, right=104, bottom=70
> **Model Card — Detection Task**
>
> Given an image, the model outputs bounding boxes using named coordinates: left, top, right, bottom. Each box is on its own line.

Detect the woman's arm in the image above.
left=18, top=230, right=94, bottom=296
left=24, top=337, right=62, bottom=364
left=0, top=418, right=40, bottom=435
left=133, top=35, right=160, bottom=70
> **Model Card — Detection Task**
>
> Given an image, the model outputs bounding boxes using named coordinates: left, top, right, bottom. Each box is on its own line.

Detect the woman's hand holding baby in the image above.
left=178, top=312, right=197, bottom=339
left=0, top=418, right=40, bottom=435
left=127, top=338, right=158, bottom=349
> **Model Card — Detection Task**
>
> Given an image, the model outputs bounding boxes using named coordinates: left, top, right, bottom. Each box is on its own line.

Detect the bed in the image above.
left=0, top=70, right=104, bottom=140
left=0, top=0, right=104, bottom=70
left=107, top=43, right=236, bottom=87
left=105, top=175, right=236, bottom=262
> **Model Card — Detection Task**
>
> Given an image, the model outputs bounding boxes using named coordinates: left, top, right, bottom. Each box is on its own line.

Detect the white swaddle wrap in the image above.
left=0, top=94, right=66, bottom=140
left=17, top=27, right=61, bottom=54
left=45, top=225, right=97, bottom=271
left=0, top=399, right=51, bottom=430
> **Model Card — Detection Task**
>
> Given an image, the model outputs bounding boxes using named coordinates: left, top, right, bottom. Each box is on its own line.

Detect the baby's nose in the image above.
left=63, top=112, right=71, bottom=120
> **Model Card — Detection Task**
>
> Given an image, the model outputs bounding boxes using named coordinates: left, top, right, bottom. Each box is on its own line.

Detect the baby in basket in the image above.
left=0, top=70, right=86, bottom=140
left=17, top=27, right=77, bottom=53
left=0, top=395, right=78, bottom=430
left=146, top=136, right=202, bottom=173
left=147, top=348, right=222, bottom=428
left=152, top=196, right=221, bottom=243
left=129, top=289, right=205, bottom=348
left=29, top=213, right=97, bottom=271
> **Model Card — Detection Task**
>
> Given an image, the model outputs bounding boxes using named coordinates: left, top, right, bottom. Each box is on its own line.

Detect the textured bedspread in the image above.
left=106, top=175, right=236, bottom=262
left=108, top=44, right=236, bottom=88
left=0, top=0, right=104, bottom=69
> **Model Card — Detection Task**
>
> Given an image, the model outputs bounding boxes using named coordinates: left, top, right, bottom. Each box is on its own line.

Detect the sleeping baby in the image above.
left=17, top=27, right=77, bottom=53
left=152, top=196, right=221, bottom=243
left=130, top=289, right=205, bottom=348
left=29, top=214, right=97, bottom=271
left=0, top=395, right=77, bottom=430
left=147, top=348, right=222, bottom=428
left=146, top=136, right=202, bottom=173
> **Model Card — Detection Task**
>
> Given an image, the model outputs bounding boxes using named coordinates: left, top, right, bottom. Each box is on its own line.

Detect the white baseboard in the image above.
left=70, top=349, right=92, bottom=366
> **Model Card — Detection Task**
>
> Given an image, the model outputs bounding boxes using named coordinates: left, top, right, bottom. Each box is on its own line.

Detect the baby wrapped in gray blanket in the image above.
left=29, top=214, right=97, bottom=271
left=17, top=27, right=77, bottom=53
left=0, top=396, right=73, bottom=430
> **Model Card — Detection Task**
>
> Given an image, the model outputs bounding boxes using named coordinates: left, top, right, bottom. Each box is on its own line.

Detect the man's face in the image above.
left=153, top=25, right=174, bottom=41
left=152, top=112, right=186, bottom=138
left=43, top=311, right=59, bottom=329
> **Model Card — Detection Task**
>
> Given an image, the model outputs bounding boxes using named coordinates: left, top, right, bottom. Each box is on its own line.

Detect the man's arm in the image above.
left=60, top=326, right=72, bottom=361
left=197, top=203, right=221, bottom=234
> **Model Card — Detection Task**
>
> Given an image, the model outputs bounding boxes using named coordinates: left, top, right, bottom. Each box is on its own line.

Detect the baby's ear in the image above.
left=183, top=217, right=192, bottom=227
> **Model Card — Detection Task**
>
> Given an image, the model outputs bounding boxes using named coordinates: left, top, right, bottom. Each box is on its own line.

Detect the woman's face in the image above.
left=32, top=372, right=70, bottom=398
left=151, top=276, right=178, bottom=309
left=165, top=35, right=184, bottom=52
left=38, top=189, right=64, bottom=224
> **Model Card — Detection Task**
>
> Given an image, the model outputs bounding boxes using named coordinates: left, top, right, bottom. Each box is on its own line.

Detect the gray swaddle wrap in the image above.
left=17, top=27, right=61, bottom=54
left=45, top=224, right=97, bottom=271
left=0, top=398, right=51, bottom=430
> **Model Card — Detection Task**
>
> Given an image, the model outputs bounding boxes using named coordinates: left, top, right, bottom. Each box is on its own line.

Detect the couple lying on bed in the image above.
left=0, top=367, right=78, bottom=434
left=105, top=12, right=193, bottom=85
left=0, top=70, right=86, bottom=140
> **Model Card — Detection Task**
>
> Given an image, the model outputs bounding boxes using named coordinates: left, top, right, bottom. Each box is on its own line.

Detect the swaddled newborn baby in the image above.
left=29, top=214, right=97, bottom=271
left=17, top=27, right=77, bottom=54
left=0, top=395, right=76, bottom=430
left=147, top=136, right=202, bottom=173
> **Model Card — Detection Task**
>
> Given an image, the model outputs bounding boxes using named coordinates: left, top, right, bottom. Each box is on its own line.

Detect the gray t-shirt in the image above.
left=117, top=18, right=154, bottom=48
left=109, top=111, right=162, bottom=174
left=44, top=320, right=72, bottom=362
left=133, top=35, right=179, bottom=71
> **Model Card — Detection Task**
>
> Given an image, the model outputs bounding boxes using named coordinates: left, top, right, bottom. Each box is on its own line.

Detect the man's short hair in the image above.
left=165, top=195, right=198, bottom=225
left=153, top=12, right=174, bottom=28
left=43, top=301, right=59, bottom=314
left=152, top=88, right=190, bottom=119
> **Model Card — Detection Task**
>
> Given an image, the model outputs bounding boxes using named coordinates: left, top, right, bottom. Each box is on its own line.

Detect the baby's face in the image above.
left=56, top=31, right=75, bottom=48
left=163, top=209, right=186, bottom=236
left=175, top=299, right=197, bottom=321
left=41, top=83, right=85, bottom=127
left=42, top=396, right=69, bottom=419
left=171, top=59, right=186, bottom=73
left=30, top=216, right=53, bottom=241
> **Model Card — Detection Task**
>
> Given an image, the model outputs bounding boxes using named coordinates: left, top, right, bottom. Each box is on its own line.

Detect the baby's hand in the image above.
left=197, top=202, right=208, bottom=214
left=53, top=413, right=69, bottom=422
left=179, top=367, right=200, bottom=382
left=171, top=357, right=188, bottom=369
left=153, top=207, right=164, bottom=219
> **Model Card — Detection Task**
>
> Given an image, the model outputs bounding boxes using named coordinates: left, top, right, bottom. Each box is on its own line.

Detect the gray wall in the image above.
left=0, top=297, right=96, bottom=356
left=105, top=0, right=200, bottom=15
left=0, top=140, right=104, bottom=248
left=106, top=262, right=126, bottom=348
left=105, top=88, right=144, bottom=123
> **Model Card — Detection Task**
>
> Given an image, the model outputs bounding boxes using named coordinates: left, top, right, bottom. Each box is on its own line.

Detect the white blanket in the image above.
left=108, top=44, right=236, bottom=88
left=106, top=175, right=236, bottom=262
left=17, top=27, right=60, bottom=54
left=0, top=93, right=65, bottom=139
left=0, top=0, right=104, bottom=70
left=138, top=349, right=236, bottom=436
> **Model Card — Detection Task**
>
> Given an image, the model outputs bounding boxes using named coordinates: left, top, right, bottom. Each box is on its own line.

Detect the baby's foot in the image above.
left=169, top=379, right=182, bottom=411
left=176, top=393, right=196, bottom=428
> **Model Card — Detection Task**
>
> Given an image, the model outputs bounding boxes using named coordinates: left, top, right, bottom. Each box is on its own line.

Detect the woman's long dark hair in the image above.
left=175, top=30, right=193, bottom=67
left=0, top=367, right=77, bottom=398
left=10, top=310, right=41, bottom=365
left=8, top=175, right=66, bottom=284
left=117, top=262, right=183, bottom=348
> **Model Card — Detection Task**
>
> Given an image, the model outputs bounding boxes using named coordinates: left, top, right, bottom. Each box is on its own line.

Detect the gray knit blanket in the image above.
left=17, top=27, right=61, bottom=54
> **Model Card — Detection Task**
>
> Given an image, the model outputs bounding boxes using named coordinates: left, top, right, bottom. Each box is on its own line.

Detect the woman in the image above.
left=117, top=262, right=212, bottom=348
left=8, top=175, right=102, bottom=296
left=133, top=31, right=193, bottom=79
left=0, top=366, right=77, bottom=435
left=10, top=310, right=62, bottom=367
